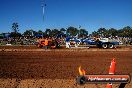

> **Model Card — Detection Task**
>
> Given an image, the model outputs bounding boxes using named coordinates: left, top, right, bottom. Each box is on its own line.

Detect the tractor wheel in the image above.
left=37, top=44, right=40, bottom=48
left=130, top=42, right=132, bottom=45
left=38, top=44, right=43, bottom=48
left=108, top=44, right=114, bottom=49
left=76, top=76, right=86, bottom=85
left=51, top=46, right=56, bottom=49
left=102, top=44, right=108, bottom=49
left=50, top=41, right=58, bottom=49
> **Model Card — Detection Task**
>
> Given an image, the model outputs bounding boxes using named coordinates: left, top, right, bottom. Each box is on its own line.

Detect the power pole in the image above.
left=41, top=0, right=46, bottom=38
left=41, top=0, right=46, bottom=22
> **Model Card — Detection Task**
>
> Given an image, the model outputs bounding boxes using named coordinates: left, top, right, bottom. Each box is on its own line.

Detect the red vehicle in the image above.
left=36, top=38, right=59, bottom=49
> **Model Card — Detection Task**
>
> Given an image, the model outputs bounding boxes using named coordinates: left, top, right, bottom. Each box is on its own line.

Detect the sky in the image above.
left=0, top=0, right=132, bottom=34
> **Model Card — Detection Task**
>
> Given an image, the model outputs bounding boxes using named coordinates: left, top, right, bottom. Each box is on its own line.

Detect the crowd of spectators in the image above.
left=0, top=35, right=131, bottom=46
left=0, top=36, right=66, bottom=46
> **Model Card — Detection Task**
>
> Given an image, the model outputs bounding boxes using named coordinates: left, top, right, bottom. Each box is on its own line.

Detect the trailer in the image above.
left=84, top=38, right=121, bottom=49
left=68, top=38, right=122, bottom=49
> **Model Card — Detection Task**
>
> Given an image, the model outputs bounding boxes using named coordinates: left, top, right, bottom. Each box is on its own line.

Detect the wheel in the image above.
left=102, top=44, right=108, bottom=49
left=87, top=46, right=90, bottom=49
left=130, top=42, right=132, bottom=45
left=38, top=44, right=43, bottom=48
left=87, top=44, right=90, bottom=49
left=76, top=76, right=86, bottom=85
left=108, top=44, right=114, bottom=49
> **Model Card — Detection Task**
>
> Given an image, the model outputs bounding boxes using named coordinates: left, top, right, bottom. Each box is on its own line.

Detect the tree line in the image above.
left=92, top=26, right=132, bottom=38
left=9, top=22, right=132, bottom=38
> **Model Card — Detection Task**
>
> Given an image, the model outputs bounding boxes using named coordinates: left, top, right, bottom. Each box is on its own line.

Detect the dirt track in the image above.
left=0, top=46, right=132, bottom=88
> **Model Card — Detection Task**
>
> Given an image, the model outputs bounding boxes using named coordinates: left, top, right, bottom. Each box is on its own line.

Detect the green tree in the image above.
left=97, top=28, right=108, bottom=37
left=108, top=28, right=118, bottom=37
left=130, top=28, right=132, bottom=38
left=45, top=29, right=51, bottom=36
left=11, top=22, right=21, bottom=38
left=66, top=26, right=79, bottom=36
left=23, top=29, right=35, bottom=36
left=12, top=23, right=19, bottom=33
left=60, top=28, right=66, bottom=34
left=31, top=30, right=37, bottom=36
left=78, top=29, right=88, bottom=37
left=117, top=29, right=124, bottom=37
left=92, top=31, right=99, bottom=37
left=38, top=30, right=43, bottom=35
left=122, top=26, right=131, bottom=37
left=117, top=26, right=132, bottom=37
left=51, top=29, right=60, bottom=37
left=60, top=28, right=66, bottom=37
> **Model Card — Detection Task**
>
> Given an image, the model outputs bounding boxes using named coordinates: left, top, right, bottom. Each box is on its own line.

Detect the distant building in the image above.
left=3, top=33, right=11, bottom=38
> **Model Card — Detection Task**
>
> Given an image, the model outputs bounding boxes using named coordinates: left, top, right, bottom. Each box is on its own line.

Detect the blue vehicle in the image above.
left=68, top=37, right=120, bottom=49
left=84, top=38, right=120, bottom=49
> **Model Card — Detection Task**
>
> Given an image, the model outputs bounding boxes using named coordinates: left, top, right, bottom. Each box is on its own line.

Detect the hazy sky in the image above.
left=0, top=0, right=132, bottom=34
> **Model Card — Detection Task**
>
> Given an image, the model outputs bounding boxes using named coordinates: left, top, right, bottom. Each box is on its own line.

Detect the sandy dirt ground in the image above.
left=0, top=46, right=132, bottom=88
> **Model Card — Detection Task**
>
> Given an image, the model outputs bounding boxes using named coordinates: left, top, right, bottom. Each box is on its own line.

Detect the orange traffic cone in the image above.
left=109, top=58, right=116, bottom=74
left=106, top=83, right=112, bottom=88
left=106, top=58, right=116, bottom=88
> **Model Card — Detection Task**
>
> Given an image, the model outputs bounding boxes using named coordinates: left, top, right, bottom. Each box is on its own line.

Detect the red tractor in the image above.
left=36, top=38, right=59, bottom=49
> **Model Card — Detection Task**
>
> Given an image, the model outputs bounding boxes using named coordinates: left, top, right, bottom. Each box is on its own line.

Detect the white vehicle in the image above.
left=6, top=43, right=12, bottom=46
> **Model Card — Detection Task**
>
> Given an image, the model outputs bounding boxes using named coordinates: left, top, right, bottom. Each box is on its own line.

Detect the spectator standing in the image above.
left=66, top=37, right=71, bottom=48
left=45, top=38, right=49, bottom=49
